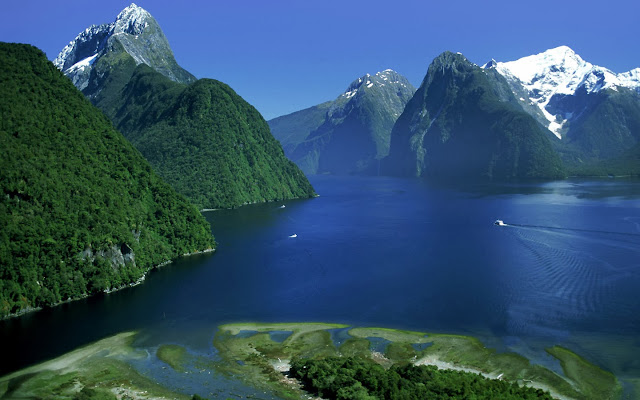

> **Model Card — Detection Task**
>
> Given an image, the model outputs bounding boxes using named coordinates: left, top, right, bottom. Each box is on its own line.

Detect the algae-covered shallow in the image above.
left=0, top=323, right=623, bottom=400
left=213, top=322, right=623, bottom=400
left=0, top=332, right=190, bottom=400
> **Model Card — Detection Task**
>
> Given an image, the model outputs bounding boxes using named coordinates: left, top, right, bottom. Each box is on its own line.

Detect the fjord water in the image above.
left=2, top=176, right=639, bottom=386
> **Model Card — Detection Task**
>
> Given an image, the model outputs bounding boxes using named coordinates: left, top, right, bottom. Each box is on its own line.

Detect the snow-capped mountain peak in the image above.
left=53, top=3, right=154, bottom=79
left=54, top=3, right=194, bottom=93
left=496, top=46, right=592, bottom=99
left=113, top=3, right=151, bottom=35
left=493, top=46, right=640, bottom=138
left=341, top=69, right=411, bottom=99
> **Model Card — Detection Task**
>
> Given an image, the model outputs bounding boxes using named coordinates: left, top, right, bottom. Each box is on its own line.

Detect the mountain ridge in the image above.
left=54, top=3, right=195, bottom=96
left=384, top=51, right=565, bottom=180
left=486, top=46, right=640, bottom=174
left=269, top=69, right=415, bottom=175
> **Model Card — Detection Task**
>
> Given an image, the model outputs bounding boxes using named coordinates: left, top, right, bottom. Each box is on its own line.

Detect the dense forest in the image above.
left=290, top=356, right=554, bottom=400
left=92, top=63, right=316, bottom=210
left=0, top=43, right=215, bottom=317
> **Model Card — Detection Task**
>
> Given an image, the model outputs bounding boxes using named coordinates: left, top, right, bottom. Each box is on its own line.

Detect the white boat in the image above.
left=494, top=220, right=506, bottom=226
left=289, top=233, right=297, bottom=238
left=279, top=205, right=286, bottom=209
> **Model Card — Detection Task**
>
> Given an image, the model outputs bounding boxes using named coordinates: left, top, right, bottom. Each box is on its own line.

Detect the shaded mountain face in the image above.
left=56, top=4, right=315, bottom=209
left=487, top=46, right=640, bottom=174
left=54, top=3, right=195, bottom=97
left=269, top=70, right=415, bottom=175
left=385, top=52, right=565, bottom=180
left=0, top=43, right=215, bottom=317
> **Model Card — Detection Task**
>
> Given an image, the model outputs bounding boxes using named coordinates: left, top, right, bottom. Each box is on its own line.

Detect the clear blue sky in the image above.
left=2, top=0, right=638, bottom=120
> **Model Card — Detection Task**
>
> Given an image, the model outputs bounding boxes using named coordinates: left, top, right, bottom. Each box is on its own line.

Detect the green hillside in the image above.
left=0, top=43, right=215, bottom=318
left=100, top=64, right=316, bottom=210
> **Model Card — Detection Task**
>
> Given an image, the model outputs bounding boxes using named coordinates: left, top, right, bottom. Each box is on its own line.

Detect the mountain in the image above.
left=54, top=3, right=195, bottom=96
left=488, top=46, right=640, bottom=175
left=56, top=4, right=315, bottom=209
left=0, top=43, right=215, bottom=318
left=269, top=70, right=416, bottom=175
left=102, top=64, right=316, bottom=209
left=385, top=52, right=565, bottom=180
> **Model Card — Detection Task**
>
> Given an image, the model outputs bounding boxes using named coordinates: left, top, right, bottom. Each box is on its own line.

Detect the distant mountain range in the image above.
left=273, top=46, right=639, bottom=178
left=55, top=3, right=315, bottom=209
left=269, top=70, right=415, bottom=175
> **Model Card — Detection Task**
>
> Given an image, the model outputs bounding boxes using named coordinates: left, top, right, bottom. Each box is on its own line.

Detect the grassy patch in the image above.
left=156, top=344, right=188, bottom=372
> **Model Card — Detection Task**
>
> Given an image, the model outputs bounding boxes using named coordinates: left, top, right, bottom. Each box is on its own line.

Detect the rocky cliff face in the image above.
left=269, top=70, right=415, bottom=175
left=385, top=52, right=565, bottom=180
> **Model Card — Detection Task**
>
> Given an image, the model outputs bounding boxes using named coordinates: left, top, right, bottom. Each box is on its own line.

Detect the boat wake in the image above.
left=507, top=223, right=640, bottom=238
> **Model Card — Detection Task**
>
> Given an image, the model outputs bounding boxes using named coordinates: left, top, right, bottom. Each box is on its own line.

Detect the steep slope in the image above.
left=385, top=52, right=565, bottom=180
left=105, top=65, right=315, bottom=209
left=54, top=3, right=194, bottom=97
left=490, top=46, right=640, bottom=175
left=0, top=43, right=215, bottom=318
left=269, top=70, right=415, bottom=175
left=57, top=4, right=315, bottom=209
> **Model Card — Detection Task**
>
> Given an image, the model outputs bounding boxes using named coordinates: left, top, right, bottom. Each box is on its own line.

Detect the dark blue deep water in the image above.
left=2, top=176, right=640, bottom=394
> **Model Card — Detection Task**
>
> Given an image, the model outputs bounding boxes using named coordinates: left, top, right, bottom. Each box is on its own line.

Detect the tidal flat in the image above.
left=0, top=332, right=190, bottom=400
left=0, top=323, right=623, bottom=400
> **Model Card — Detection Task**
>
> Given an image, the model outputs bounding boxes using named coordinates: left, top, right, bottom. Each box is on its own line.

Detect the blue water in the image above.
left=1, top=176, right=639, bottom=396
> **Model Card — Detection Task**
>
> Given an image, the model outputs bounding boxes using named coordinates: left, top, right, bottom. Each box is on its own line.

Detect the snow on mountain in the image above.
left=54, top=3, right=194, bottom=93
left=491, top=46, right=640, bottom=138
left=340, top=69, right=411, bottom=100
left=53, top=3, right=158, bottom=90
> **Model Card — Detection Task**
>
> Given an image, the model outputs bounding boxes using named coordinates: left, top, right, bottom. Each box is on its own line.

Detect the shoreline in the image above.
left=1, top=248, right=216, bottom=321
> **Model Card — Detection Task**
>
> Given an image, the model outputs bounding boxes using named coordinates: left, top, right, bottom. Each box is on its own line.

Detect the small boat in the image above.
left=494, top=220, right=506, bottom=226
left=289, top=233, right=297, bottom=238
left=279, top=205, right=286, bottom=209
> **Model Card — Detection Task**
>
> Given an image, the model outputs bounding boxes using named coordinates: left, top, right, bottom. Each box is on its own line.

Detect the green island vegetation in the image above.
left=0, top=43, right=215, bottom=318
left=0, top=332, right=190, bottom=400
left=93, top=62, right=316, bottom=210
left=290, top=357, right=550, bottom=400
left=213, top=322, right=622, bottom=400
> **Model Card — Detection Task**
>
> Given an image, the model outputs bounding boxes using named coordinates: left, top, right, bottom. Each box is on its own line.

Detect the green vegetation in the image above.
left=0, top=332, right=189, bottom=400
left=290, top=356, right=553, bottom=399
left=386, top=52, right=566, bottom=180
left=214, top=322, right=622, bottom=400
left=156, top=344, right=188, bottom=372
left=0, top=43, right=215, bottom=317
left=95, top=63, right=316, bottom=210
